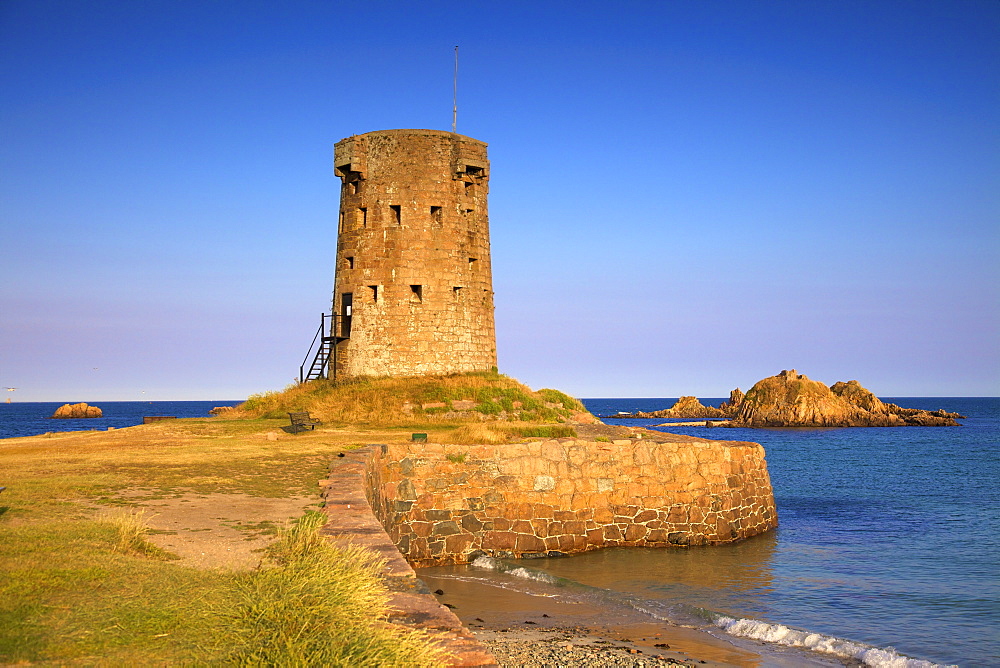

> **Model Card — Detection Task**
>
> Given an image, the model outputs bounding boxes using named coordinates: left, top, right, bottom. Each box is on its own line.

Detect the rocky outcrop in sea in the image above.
left=623, top=388, right=746, bottom=419
left=51, top=402, right=103, bottom=419
left=728, top=370, right=963, bottom=427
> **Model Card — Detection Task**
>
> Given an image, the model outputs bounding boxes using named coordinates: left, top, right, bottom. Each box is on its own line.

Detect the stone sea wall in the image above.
left=320, top=448, right=498, bottom=666
left=363, top=437, right=777, bottom=566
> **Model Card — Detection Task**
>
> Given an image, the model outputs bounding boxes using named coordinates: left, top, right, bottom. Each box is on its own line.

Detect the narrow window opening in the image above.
left=430, top=206, right=442, bottom=224
left=464, top=208, right=474, bottom=215
left=346, top=256, right=354, bottom=269
left=342, top=170, right=363, bottom=195
left=340, top=293, right=353, bottom=337
left=410, top=285, right=423, bottom=303
left=468, top=257, right=478, bottom=270
left=453, top=286, right=463, bottom=298
left=368, top=285, right=378, bottom=302
left=359, top=207, right=367, bottom=228
left=390, top=205, right=401, bottom=225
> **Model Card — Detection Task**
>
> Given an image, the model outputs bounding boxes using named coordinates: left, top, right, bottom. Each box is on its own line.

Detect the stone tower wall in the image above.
left=331, top=129, right=497, bottom=378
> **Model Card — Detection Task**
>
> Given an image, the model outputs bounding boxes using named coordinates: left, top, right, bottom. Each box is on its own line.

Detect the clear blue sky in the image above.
left=2, top=0, right=997, bottom=401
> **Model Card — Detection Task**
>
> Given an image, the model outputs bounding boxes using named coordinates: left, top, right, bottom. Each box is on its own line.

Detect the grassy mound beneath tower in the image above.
left=222, top=371, right=591, bottom=440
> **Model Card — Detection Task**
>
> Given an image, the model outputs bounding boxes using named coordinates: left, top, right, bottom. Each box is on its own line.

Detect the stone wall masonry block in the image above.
left=533, top=475, right=555, bottom=491
left=490, top=517, right=511, bottom=532
left=511, top=519, right=534, bottom=534
left=633, top=444, right=655, bottom=466
left=352, top=437, right=777, bottom=566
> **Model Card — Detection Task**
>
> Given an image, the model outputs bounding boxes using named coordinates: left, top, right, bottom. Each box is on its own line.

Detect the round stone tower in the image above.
left=330, top=129, right=497, bottom=378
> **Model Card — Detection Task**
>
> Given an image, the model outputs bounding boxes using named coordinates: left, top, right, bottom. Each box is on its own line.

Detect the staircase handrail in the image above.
left=299, top=314, right=328, bottom=383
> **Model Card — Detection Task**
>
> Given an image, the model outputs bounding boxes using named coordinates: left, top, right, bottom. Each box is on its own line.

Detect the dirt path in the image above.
left=128, top=493, right=318, bottom=569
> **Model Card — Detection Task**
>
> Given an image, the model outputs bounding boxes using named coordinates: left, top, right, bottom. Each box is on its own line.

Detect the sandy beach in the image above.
left=418, top=569, right=768, bottom=667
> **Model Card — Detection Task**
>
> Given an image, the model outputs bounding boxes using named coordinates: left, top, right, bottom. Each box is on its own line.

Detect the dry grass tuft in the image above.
left=227, top=511, right=448, bottom=666
left=448, top=423, right=511, bottom=444
left=447, top=423, right=577, bottom=444
left=99, top=509, right=176, bottom=559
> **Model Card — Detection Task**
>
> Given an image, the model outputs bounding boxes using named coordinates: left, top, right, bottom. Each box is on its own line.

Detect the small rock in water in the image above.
left=51, top=402, right=102, bottom=419
left=433, top=589, right=445, bottom=595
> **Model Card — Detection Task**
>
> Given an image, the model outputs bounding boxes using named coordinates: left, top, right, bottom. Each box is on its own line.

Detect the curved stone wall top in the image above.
left=341, top=128, right=486, bottom=143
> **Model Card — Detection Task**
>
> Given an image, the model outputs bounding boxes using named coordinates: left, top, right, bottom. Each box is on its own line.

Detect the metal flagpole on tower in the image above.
left=452, top=45, right=458, bottom=133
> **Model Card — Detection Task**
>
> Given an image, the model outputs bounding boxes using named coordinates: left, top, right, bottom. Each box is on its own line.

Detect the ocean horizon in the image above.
left=0, top=400, right=244, bottom=440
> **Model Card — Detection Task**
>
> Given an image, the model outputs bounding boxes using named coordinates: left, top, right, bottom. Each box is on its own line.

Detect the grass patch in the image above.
left=227, top=371, right=593, bottom=427
left=226, top=511, right=447, bottom=666
left=0, top=520, right=236, bottom=664
left=99, top=508, right=178, bottom=559
left=0, top=417, right=426, bottom=664
left=537, top=388, right=587, bottom=411
left=448, top=423, right=578, bottom=444
left=510, top=425, right=577, bottom=439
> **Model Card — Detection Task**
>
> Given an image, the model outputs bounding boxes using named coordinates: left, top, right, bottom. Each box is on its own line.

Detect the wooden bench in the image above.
left=288, top=411, right=321, bottom=433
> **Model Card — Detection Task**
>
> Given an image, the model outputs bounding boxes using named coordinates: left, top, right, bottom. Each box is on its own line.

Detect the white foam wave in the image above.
left=714, top=616, right=954, bottom=668
left=470, top=554, right=504, bottom=570
left=470, top=555, right=560, bottom=584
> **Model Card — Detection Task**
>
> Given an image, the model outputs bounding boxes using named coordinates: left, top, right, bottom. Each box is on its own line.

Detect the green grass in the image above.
left=99, top=508, right=179, bottom=559
left=228, top=371, right=591, bottom=427
left=0, top=520, right=236, bottom=664
left=0, top=419, right=450, bottom=665
left=226, top=512, right=447, bottom=666
left=508, top=425, right=577, bottom=439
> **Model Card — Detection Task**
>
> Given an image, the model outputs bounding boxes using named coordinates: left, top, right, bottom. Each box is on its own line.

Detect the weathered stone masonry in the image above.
left=363, top=438, right=778, bottom=566
left=332, top=129, right=497, bottom=378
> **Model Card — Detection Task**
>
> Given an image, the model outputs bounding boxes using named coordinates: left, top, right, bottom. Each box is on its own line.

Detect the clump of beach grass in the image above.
left=100, top=508, right=176, bottom=559
left=226, top=511, right=448, bottom=667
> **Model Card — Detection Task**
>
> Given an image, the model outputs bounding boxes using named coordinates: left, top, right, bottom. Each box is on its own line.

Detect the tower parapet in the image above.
left=330, top=129, right=497, bottom=378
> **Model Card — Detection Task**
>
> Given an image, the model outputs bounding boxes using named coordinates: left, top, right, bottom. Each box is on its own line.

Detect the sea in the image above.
left=2, top=397, right=997, bottom=666
left=423, top=397, right=1000, bottom=667
left=0, top=400, right=243, bottom=439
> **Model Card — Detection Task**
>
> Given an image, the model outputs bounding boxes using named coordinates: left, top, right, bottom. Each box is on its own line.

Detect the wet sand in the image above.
left=418, top=570, right=765, bottom=667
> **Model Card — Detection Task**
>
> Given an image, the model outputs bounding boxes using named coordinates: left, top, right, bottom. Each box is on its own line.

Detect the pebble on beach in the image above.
left=476, top=627, right=690, bottom=667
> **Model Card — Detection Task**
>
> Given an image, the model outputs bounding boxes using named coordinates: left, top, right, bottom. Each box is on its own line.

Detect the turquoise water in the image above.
left=430, top=398, right=1000, bottom=667
left=0, top=400, right=242, bottom=439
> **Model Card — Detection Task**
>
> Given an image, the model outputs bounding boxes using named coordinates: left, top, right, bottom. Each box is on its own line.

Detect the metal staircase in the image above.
left=300, top=314, right=348, bottom=382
